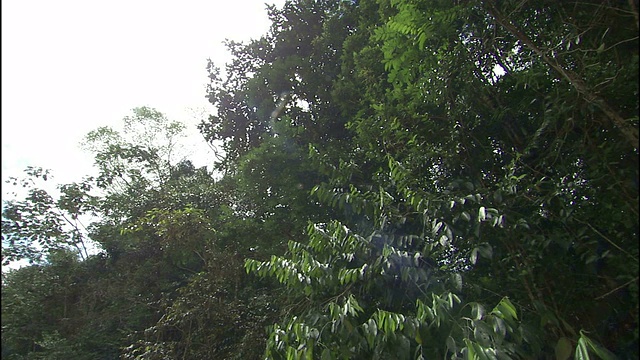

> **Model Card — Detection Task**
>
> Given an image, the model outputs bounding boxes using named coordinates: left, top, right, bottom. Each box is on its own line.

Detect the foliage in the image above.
left=240, top=0, right=638, bottom=358
left=2, top=167, right=97, bottom=265
left=2, top=0, right=638, bottom=359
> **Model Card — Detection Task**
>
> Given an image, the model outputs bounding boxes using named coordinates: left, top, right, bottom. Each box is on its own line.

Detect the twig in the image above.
left=575, top=218, right=638, bottom=262
left=595, top=276, right=639, bottom=300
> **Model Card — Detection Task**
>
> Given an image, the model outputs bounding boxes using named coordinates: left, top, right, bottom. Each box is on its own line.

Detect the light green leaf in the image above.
left=575, top=337, right=590, bottom=360
left=492, top=297, right=518, bottom=321
left=464, top=339, right=476, bottom=360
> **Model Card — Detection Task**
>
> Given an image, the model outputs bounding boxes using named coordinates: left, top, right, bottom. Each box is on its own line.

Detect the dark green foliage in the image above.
left=240, top=0, right=638, bottom=358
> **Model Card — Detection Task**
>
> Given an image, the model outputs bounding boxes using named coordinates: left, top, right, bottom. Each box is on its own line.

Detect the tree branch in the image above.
left=485, top=2, right=639, bottom=151
left=595, top=276, right=639, bottom=300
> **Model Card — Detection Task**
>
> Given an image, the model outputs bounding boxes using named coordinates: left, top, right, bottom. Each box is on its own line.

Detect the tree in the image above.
left=2, top=107, right=226, bottom=359
left=2, top=167, right=97, bottom=265
left=242, top=0, right=638, bottom=358
left=199, top=0, right=360, bottom=173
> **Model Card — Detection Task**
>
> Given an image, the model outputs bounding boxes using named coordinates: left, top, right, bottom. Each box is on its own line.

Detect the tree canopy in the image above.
left=2, top=1, right=638, bottom=359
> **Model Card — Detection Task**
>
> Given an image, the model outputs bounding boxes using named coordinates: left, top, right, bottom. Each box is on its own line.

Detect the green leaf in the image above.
left=478, top=207, right=486, bottom=222
left=575, top=337, right=590, bottom=360
left=322, top=348, right=333, bottom=360
left=473, top=342, right=490, bottom=360
left=492, top=297, right=518, bottom=321
left=446, top=336, right=457, bottom=354
left=474, top=321, right=492, bottom=347
left=500, top=297, right=518, bottom=320
left=581, top=331, right=618, bottom=360
left=478, top=244, right=493, bottom=259
left=418, top=32, right=427, bottom=49
left=472, top=303, right=485, bottom=320
left=555, top=337, right=573, bottom=360
left=464, top=339, right=476, bottom=360
left=492, top=316, right=507, bottom=338
left=368, top=318, right=377, bottom=337
left=470, top=248, right=479, bottom=265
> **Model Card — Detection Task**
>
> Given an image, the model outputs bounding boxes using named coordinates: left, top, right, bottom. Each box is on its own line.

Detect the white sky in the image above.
left=1, top=0, right=285, bottom=193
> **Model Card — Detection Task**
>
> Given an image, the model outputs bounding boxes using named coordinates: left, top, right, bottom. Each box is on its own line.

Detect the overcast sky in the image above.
left=1, top=0, right=285, bottom=196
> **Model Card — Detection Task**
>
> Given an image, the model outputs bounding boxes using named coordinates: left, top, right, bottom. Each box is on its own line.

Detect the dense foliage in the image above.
left=2, top=0, right=637, bottom=359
